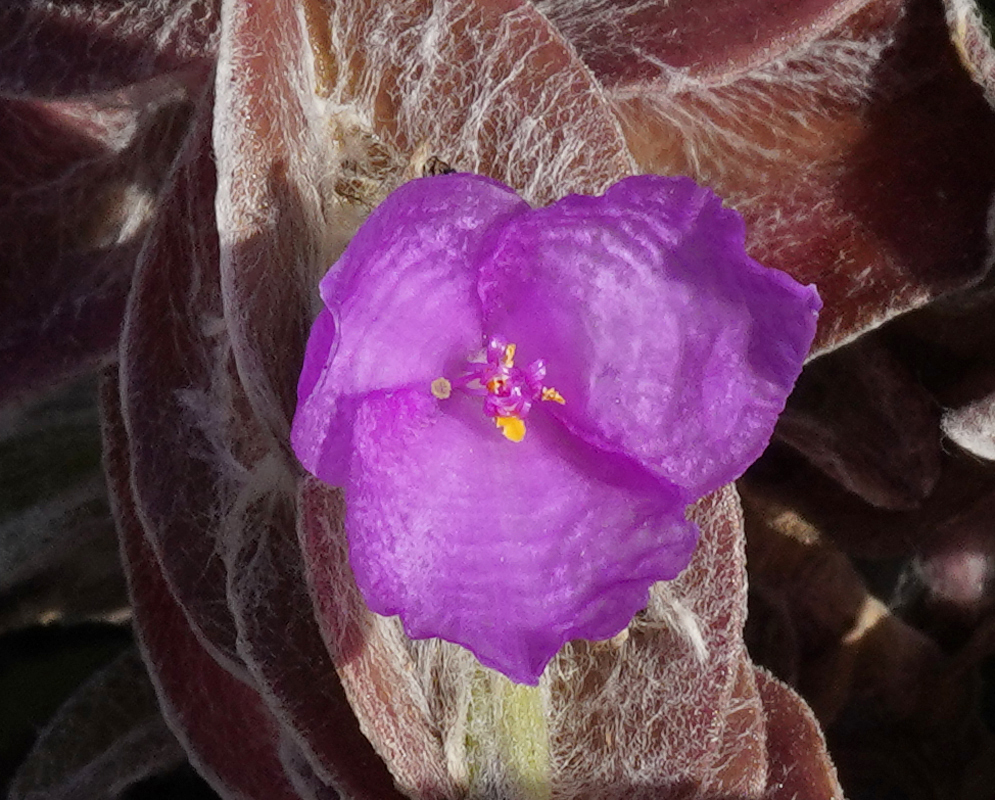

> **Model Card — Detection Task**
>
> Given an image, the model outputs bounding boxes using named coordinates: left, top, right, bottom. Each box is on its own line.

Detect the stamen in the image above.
left=431, top=336, right=564, bottom=441
left=431, top=377, right=452, bottom=399
left=496, top=416, right=526, bottom=442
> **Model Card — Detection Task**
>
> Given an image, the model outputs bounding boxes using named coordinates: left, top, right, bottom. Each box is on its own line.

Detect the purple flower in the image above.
left=291, top=173, right=820, bottom=684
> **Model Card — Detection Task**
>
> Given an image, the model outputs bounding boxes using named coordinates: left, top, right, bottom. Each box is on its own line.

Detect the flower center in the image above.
left=431, top=336, right=565, bottom=442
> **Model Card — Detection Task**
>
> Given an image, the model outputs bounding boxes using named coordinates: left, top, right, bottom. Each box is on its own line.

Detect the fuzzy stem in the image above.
left=465, top=669, right=551, bottom=800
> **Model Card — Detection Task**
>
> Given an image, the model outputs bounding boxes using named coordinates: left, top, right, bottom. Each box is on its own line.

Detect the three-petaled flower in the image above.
left=292, top=173, right=820, bottom=684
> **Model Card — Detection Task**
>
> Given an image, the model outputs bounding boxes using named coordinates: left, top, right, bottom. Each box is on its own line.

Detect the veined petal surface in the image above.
left=481, top=175, right=821, bottom=497
left=345, top=387, right=697, bottom=684
left=292, top=174, right=528, bottom=483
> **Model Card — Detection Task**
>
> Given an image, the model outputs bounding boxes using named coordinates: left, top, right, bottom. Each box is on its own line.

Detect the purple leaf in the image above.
left=0, top=72, right=202, bottom=406
left=571, top=0, right=995, bottom=353
left=0, top=0, right=217, bottom=96
left=103, top=377, right=301, bottom=800
left=119, top=89, right=243, bottom=671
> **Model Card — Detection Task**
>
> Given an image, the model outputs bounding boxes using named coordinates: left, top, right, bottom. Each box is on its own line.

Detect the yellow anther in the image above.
left=495, top=416, right=526, bottom=442
left=502, top=343, right=516, bottom=367
left=430, top=377, right=452, bottom=400
left=541, top=387, right=565, bottom=405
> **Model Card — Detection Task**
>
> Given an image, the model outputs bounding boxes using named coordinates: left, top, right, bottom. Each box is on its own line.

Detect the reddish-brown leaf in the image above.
left=0, top=71, right=202, bottom=406
left=553, top=0, right=995, bottom=353
left=102, top=375, right=300, bottom=800
left=545, top=487, right=755, bottom=799
left=227, top=486, right=407, bottom=799
left=756, top=669, right=843, bottom=800
left=118, top=88, right=242, bottom=671
left=0, top=0, right=217, bottom=96
left=535, top=0, right=868, bottom=85
left=774, top=335, right=942, bottom=510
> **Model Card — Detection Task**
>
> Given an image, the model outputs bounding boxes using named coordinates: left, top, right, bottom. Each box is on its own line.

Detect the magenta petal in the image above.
left=296, top=307, right=336, bottom=404
left=481, top=175, right=820, bottom=497
left=294, top=173, right=817, bottom=683
left=344, top=387, right=698, bottom=684
left=292, top=174, right=528, bottom=484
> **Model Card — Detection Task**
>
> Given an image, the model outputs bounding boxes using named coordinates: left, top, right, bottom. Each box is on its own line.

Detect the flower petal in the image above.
left=344, top=387, right=698, bottom=684
left=481, top=174, right=820, bottom=497
left=291, top=174, right=528, bottom=484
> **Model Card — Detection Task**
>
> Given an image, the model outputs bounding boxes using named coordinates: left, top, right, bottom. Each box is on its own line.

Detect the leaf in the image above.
left=755, top=669, right=843, bottom=800
left=118, top=86, right=243, bottom=671
left=0, top=73, right=202, bottom=406
left=227, top=486, right=408, bottom=799
left=8, top=649, right=185, bottom=800
left=116, top=58, right=394, bottom=796
left=774, top=335, right=942, bottom=510
left=0, top=0, right=217, bottom=96
left=545, top=0, right=995, bottom=353
left=103, top=373, right=301, bottom=800
left=0, top=0, right=219, bottom=406
left=0, top=377, right=126, bottom=635
left=534, top=0, right=869, bottom=84
left=544, top=488, right=762, bottom=799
